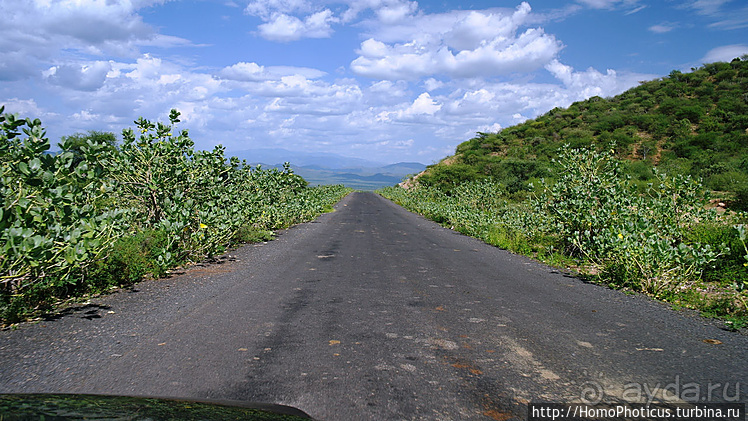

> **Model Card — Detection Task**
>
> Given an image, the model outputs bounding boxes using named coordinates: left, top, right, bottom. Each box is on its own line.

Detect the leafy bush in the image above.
left=533, top=146, right=721, bottom=296
left=1, top=107, right=352, bottom=325
left=1, top=107, right=128, bottom=299
left=89, top=229, right=174, bottom=290
left=382, top=145, right=746, bottom=325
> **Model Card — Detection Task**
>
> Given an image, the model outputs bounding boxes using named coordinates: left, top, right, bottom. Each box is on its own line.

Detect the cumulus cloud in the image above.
left=257, top=9, right=338, bottom=41
left=367, top=80, right=409, bottom=104
left=545, top=60, right=618, bottom=97
left=220, top=62, right=270, bottom=81
left=245, top=0, right=313, bottom=20
left=376, top=92, right=443, bottom=123
left=476, top=123, right=502, bottom=133
left=362, top=2, right=531, bottom=44
left=340, top=0, right=418, bottom=23
left=245, top=0, right=340, bottom=41
left=423, top=78, right=444, bottom=91
left=544, top=59, right=651, bottom=104
left=407, top=92, right=441, bottom=115
left=0, top=98, right=48, bottom=118
left=351, top=29, right=560, bottom=80
left=350, top=3, right=561, bottom=80
left=220, top=62, right=328, bottom=82
left=45, top=61, right=112, bottom=91
left=0, top=0, right=193, bottom=83
left=375, top=0, right=417, bottom=24
left=443, top=6, right=531, bottom=51
left=444, top=89, right=496, bottom=116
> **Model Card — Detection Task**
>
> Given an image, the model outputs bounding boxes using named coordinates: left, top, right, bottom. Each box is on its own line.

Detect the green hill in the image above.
left=416, top=57, right=748, bottom=204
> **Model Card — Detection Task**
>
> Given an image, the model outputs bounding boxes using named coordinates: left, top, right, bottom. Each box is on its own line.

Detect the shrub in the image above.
left=533, top=145, right=721, bottom=296
left=1, top=107, right=352, bottom=325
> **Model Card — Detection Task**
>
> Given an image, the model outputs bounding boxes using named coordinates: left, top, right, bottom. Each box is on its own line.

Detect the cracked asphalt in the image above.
left=1, top=192, right=746, bottom=420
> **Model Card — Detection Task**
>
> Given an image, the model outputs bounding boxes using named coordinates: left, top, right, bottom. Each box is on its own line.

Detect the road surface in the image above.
left=1, top=192, right=745, bottom=420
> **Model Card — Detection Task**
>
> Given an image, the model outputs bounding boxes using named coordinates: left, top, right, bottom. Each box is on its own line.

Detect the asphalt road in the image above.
left=1, top=192, right=746, bottom=420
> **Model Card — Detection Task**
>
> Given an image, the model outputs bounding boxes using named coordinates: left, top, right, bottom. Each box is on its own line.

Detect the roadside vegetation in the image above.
left=0, top=108, right=352, bottom=325
left=381, top=58, right=748, bottom=330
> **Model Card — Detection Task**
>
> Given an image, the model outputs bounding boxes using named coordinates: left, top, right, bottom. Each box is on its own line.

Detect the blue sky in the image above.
left=1, top=0, right=746, bottom=165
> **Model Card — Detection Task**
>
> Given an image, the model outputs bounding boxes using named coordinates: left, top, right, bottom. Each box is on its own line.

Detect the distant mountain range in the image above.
left=229, top=148, right=426, bottom=190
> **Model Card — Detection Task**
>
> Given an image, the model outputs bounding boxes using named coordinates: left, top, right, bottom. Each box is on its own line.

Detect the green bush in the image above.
left=1, top=107, right=128, bottom=298
left=732, top=185, right=748, bottom=211
left=486, top=225, right=532, bottom=255
left=89, top=229, right=174, bottom=290
left=233, top=226, right=274, bottom=244
left=383, top=145, right=745, bottom=324
left=1, top=107, right=352, bottom=325
left=533, top=145, right=721, bottom=296
left=688, top=223, right=748, bottom=290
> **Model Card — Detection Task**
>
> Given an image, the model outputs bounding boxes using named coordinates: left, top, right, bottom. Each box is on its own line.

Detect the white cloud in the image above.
left=443, top=5, right=531, bottom=51
left=368, top=80, right=408, bottom=97
left=544, top=59, right=651, bottom=105
left=701, top=44, right=748, bottom=63
left=352, top=28, right=560, bottom=80
left=443, top=28, right=560, bottom=77
left=444, top=89, right=495, bottom=116
left=258, top=9, right=337, bottom=41
left=359, top=39, right=389, bottom=58
left=477, top=123, right=502, bottom=133
left=45, top=61, right=112, bottom=91
left=0, top=98, right=49, bottom=118
left=71, top=109, right=118, bottom=125
left=220, top=62, right=269, bottom=81
left=363, top=2, right=531, bottom=44
left=408, top=92, right=441, bottom=115
left=377, top=92, right=442, bottom=123
left=0, top=0, right=194, bottom=83
left=648, top=23, right=676, bottom=33
left=677, top=0, right=748, bottom=30
left=545, top=59, right=616, bottom=97
left=341, top=0, right=417, bottom=23
left=575, top=0, right=641, bottom=10
left=375, top=1, right=417, bottom=24
left=220, top=62, right=327, bottom=82
left=257, top=14, right=306, bottom=42
left=350, top=3, right=561, bottom=80
left=624, top=5, right=646, bottom=15
left=686, top=0, right=731, bottom=16
left=423, top=78, right=444, bottom=91
left=245, top=0, right=312, bottom=19
left=708, top=6, right=748, bottom=30
left=245, top=0, right=343, bottom=41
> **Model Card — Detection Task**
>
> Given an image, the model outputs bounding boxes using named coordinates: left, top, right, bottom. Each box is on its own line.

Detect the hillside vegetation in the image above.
left=382, top=57, right=748, bottom=329
left=0, top=108, right=352, bottom=325
left=418, top=57, right=748, bottom=203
